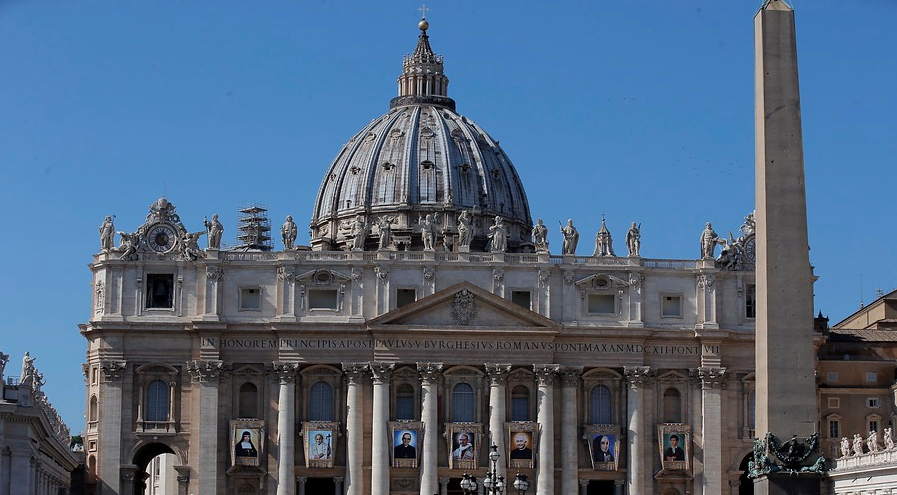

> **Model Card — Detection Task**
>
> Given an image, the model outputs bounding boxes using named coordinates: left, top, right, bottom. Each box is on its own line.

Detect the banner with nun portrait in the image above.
left=230, top=419, right=265, bottom=467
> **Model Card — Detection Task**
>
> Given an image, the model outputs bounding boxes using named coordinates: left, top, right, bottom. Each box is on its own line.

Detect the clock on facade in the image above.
left=147, top=223, right=178, bottom=253
left=743, top=235, right=756, bottom=263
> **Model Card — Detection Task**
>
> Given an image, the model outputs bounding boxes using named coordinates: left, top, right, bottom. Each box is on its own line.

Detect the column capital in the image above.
left=269, top=362, right=300, bottom=384
left=697, top=273, right=715, bottom=289
left=416, top=362, right=443, bottom=384
left=624, top=366, right=655, bottom=388
left=370, top=362, right=395, bottom=384
left=579, top=479, right=590, bottom=487
left=559, top=366, right=583, bottom=386
left=341, top=362, right=370, bottom=384
left=99, top=360, right=128, bottom=382
left=614, top=479, right=625, bottom=487
left=206, top=265, right=224, bottom=281
left=439, top=477, right=450, bottom=486
left=333, top=476, right=344, bottom=483
left=534, top=364, right=560, bottom=386
left=187, top=360, right=228, bottom=382
left=692, top=366, right=728, bottom=389
left=296, top=476, right=308, bottom=483
left=174, top=466, right=190, bottom=484
left=485, top=363, right=512, bottom=385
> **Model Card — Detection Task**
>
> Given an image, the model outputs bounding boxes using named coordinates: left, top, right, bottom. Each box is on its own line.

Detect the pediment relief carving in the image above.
left=299, top=364, right=342, bottom=378
left=506, top=368, right=534, bottom=383
left=392, top=367, right=419, bottom=383
left=135, top=363, right=179, bottom=375
left=656, top=370, right=690, bottom=384
left=442, top=366, right=484, bottom=379
left=575, top=273, right=629, bottom=291
left=582, top=369, right=623, bottom=382
left=296, top=269, right=351, bottom=285
left=368, top=282, right=560, bottom=330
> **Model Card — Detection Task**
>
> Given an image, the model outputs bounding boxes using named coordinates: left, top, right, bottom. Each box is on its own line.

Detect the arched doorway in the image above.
left=133, top=442, right=177, bottom=495
left=737, top=453, right=753, bottom=495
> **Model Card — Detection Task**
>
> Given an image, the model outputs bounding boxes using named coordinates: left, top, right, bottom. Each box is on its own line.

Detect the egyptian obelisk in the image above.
left=754, top=0, right=821, bottom=493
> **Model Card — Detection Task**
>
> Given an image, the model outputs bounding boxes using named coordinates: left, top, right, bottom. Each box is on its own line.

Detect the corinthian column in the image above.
left=188, top=360, right=227, bottom=495
left=624, top=366, right=654, bottom=495
left=273, top=363, right=300, bottom=495
left=485, top=363, right=511, bottom=481
left=371, top=362, right=395, bottom=495
left=418, top=362, right=443, bottom=495
left=560, top=366, right=583, bottom=494
left=534, top=364, right=559, bottom=495
left=342, top=363, right=369, bottom=495
left=695, top=367, right=727, bottom=495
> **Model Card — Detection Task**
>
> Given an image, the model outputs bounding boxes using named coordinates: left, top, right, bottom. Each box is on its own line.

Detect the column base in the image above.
left=753, top=473, right=820, bottom=495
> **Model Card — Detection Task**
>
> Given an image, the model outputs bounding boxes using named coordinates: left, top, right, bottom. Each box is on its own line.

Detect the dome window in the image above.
left=350, top=166, right=361, bottom=175
left=460, top=163, right=470, bottom=173
left=421, top=160, right=434, bottom=170
left=382, top=162, right=395, bottom=171
left=364, top=132, right=377, bottom=142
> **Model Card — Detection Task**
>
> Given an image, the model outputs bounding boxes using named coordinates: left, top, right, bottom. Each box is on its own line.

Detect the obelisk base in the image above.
left=753, top=473, right=820, bottom=495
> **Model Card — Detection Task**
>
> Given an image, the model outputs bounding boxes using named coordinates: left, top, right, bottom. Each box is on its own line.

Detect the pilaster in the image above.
left=98, top=360, right=127, bottom=494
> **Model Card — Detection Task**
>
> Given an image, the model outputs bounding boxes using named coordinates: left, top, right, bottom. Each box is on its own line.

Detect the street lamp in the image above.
left=460, top=472, right=478, bottom=494
left=512, top=473, right=529, bottom=494
left=482, top=444, right=507, bottom=494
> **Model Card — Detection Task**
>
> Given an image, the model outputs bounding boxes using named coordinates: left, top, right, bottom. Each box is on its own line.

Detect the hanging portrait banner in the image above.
left=230, top=419, right=265, bottom=467
left=390, top=421, right=423, bottom=468
left=446, top=422, right=482, bottom=470
left=506, top=421, right=538, bottom=469
left=585, top=424, right=620, bottom=471
left=303, top=421, right=338, bottom=468
left=658, top=423, right=690, bottom=471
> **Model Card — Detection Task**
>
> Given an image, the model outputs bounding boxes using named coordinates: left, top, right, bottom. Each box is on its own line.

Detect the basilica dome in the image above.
left=310, top=19, right=532, bottom=252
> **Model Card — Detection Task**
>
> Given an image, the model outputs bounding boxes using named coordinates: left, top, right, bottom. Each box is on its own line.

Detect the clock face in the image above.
left=743, top=235, right=756, bottom=263
left=148, top=224, right=178, bottom=253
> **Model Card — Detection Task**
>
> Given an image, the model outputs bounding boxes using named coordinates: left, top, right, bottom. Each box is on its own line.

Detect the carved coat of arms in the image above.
left=451, top=289, right=477, bottom=325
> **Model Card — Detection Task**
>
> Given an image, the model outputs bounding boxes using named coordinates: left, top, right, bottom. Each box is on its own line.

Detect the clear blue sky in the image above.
left=1, top=0, right=895, bottom=432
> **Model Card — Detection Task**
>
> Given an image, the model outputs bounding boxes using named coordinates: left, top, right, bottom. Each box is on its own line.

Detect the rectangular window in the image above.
left=829, top=420, right=840, bottom=438
left=511, top=291, right=532, bottom=310
left=396, top=288, right=417, bottom=308
left=308, top=289, right=338, bottom=310
left=588, top=294, right=616, bottom=314
left=396, top=396, right=414, bottom=420
left=240, top=287, right=262, bottom=311
left=828, top=397, right=840, bottom=409
left=511, top=396, right=529, bottom=421
left=146, top=274, right=174, bottom=309
left=870, top=421, right=880, bottom=432
left=866, top=372, right=878, bottom=383
left=661, top=295, right=682, bottom=317
left=867, top=398, right=881, bottom=408
left=827, top=371, right=838, bottom=383
left=745, top=284, right=756, bottom=318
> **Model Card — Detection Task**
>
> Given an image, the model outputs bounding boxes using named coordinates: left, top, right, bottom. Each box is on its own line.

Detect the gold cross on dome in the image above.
left=419, top=4, right=430, bottom=18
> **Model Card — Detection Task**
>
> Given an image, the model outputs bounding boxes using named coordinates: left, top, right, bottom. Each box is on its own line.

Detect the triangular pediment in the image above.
left=368, top=282, right=560, bottom=331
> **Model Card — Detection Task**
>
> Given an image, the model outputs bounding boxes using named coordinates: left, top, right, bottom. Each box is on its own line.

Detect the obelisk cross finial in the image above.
left=419, top=3, right=430, bottom=19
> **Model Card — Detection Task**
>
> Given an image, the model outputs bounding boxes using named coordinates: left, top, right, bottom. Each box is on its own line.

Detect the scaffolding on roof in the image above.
left=233, top=204, right=273, bottom=251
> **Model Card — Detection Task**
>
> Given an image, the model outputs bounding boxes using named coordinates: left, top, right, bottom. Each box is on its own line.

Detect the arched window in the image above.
left=395, top=384, right=415, bottom=420
left=663, top=388, right=682, bottom=423
left=452, top=383, right=475, bottom=422
left=590, top=385, right=612, bottom=424
left=146, top=380, right=169, bottom=422
left=511, top=386, right=530, bottom=421
left=239, top=382, right=259, bottom=418
left=89, top=395, right=98, bottom=422
left=309, top=381, right=334, bottom=421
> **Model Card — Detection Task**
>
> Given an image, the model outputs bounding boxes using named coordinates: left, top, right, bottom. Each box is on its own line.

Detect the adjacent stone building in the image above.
left=81, top=14, right=770, bottom=495
left=0, top=351, right=80, bottom=495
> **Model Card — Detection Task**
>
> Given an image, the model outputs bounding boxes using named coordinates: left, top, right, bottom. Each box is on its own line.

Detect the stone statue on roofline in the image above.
left=839, top=437, right=850, bottom=458
left=867, top=430, right=880, bottom=452
left=853, top=433, right=864, bottom=456
left=0, top=348, right=8, bottom=382
left=420, top=214, right=437, bottom=251
left=559, top=219, right=579, bottom=255
left=626, top=222, right=641, bottom=257
left=884, top=428, right=895, bottom=450
left=700, top=222, right=719, bottom=259
left=350, top=215, right=367, bottom=251
left=457, top=210, right=473, bottom=248
left=282, top=215, right=298, bottom=250
left=488, top=216, right=507, bottom=252
left=99, top=216, right=115, bottom=252
left=204, top=213, right=224, bottom=249
left=531, top=219, right=549, bottom=253
left=182, top=231, right=206, bottom=261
